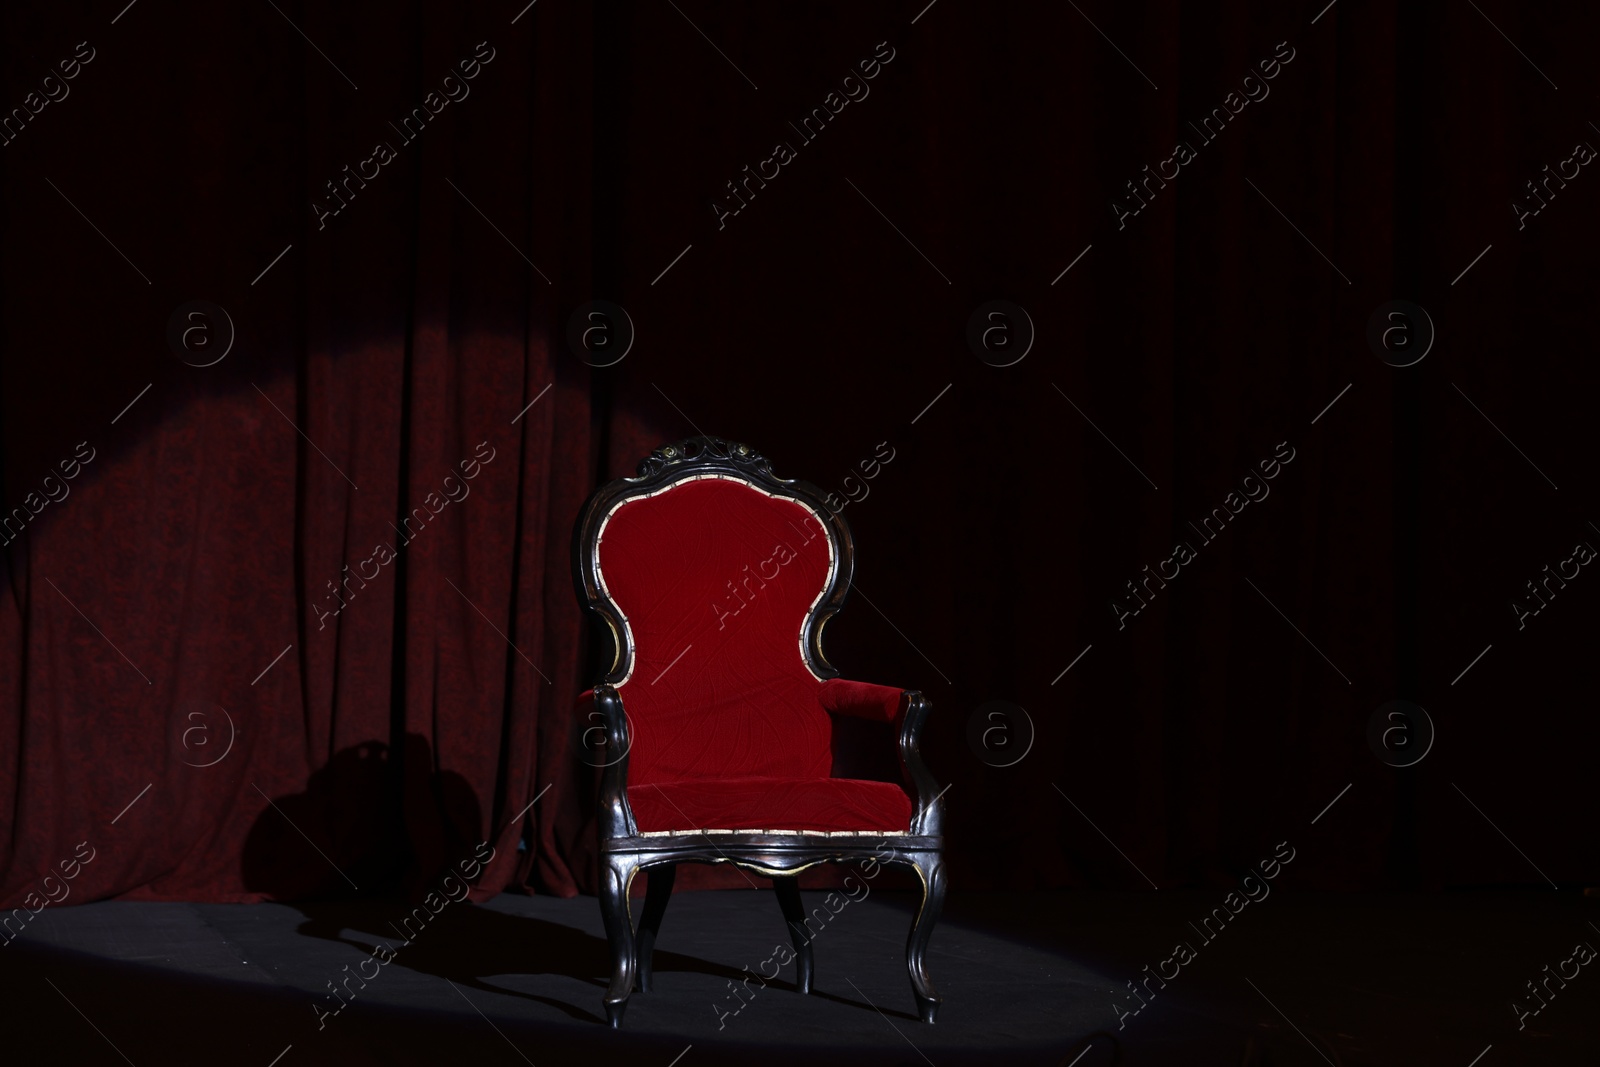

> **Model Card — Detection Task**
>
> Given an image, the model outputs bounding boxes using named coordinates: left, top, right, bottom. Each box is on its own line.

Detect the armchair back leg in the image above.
left=771, top=875, right=815, bottom=994
left=905, top=851, right=946, bottom=1023
left=599, top=854, right=641, bottom=1027
left=635, top=863, right=677, bottom=992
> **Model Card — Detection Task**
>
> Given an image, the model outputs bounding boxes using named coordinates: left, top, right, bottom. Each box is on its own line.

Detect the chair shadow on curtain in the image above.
left=241, top=734, right=484, bottom=902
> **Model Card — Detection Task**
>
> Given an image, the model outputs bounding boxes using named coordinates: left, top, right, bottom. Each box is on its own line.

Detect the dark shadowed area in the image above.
left=1, top=0, right=1597, bottom=1063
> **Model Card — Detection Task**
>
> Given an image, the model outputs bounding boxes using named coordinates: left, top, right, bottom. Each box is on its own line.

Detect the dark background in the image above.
left=2, top=0, right=1595, bottom=908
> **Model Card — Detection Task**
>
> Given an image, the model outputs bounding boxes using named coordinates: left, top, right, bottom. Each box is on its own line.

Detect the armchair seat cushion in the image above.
left=628, top=776, right=914, bottom=835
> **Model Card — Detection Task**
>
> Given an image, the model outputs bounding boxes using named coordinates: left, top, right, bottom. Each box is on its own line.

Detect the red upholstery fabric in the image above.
left=593, top=475, right=913, bottom=834
left=629, top=778, right=913, bottom=834
left=599, top=476, right=835, bottom=783
left=819, top=678, right=904, bottom=723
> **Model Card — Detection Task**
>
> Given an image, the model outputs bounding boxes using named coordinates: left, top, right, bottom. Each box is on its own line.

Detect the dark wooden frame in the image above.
left=571, top=435, right=946, bottom=1028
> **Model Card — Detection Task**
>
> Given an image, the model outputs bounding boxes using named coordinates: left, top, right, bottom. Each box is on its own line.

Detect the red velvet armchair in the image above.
left=571, top=436, right=946, bottom=1028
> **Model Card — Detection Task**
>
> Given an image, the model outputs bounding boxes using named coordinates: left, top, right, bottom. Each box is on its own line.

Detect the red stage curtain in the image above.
left=0, top=0, right=652, bottom=906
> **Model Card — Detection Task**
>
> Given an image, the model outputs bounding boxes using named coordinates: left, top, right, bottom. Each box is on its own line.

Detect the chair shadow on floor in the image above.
left=283, top=889, right=918, bottom=1027
left=242, top=735, right=912, bottom=1026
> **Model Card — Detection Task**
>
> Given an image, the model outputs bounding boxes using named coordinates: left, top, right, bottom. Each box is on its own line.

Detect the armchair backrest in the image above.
left=572, top=437, right=855, bottom=786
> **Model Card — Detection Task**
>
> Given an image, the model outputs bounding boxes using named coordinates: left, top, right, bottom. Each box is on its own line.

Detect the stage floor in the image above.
left=1, top=888, right=1595, bottom=1066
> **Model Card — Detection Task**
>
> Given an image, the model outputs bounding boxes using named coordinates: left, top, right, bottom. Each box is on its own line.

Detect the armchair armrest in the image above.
left=820, top=679, right=943, bottom=837
left=584, top=684, right=638, bottom=839
left=819, top=678, right=904, bottom=722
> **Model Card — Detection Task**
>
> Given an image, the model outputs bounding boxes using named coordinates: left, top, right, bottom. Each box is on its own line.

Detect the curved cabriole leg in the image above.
left=906, top=852, right=945, bottom=1023
left=599, top=854, right=639, bottom=1028
left=772, top=875, right=814, bottom=994
left=635, top=863, right=676, bottom=993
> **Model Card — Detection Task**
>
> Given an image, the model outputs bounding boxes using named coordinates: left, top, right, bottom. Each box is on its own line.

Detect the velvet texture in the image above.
left=595, top=476, right=915, bottom=833
left=819, top=678, right=906, bottom=723
left=599, top=477, right=836, bottom=783
left=629, top=778, right=914, bottom=836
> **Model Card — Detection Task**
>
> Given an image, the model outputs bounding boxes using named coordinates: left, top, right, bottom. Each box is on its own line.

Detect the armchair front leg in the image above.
left=904, top=849, right=946, bottom=1022
left=599, top=853, right=640, bottom=1027
left=591, top=683, right=641, bottom=1027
